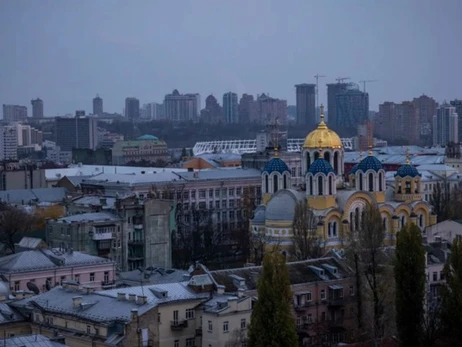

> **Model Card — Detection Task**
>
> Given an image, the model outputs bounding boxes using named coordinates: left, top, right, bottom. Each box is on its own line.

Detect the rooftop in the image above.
left=0, top=334, right=68, bottom=347
left=0, top=302, right=25, bottom=325
left=55, top=211, right=120, bottom=224
left=117, top=267, right=189, bottom=287
left=176, top=168, right=261, bottom=181
left=0, top=188, right=67, bottom=205
left=0, top=248, right=113, bottom=274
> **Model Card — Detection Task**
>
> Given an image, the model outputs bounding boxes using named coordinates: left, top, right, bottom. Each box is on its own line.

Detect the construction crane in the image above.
left=336, top=77, right=351, bottom=83
left=314, top=74, right=326, bottom=110
left=359, top=79, right=378, bottom=93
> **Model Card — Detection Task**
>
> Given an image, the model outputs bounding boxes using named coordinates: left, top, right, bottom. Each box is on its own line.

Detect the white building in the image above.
left=0, top=125, right=18, bottom=160
left=433, top=103, right=458, bottom=146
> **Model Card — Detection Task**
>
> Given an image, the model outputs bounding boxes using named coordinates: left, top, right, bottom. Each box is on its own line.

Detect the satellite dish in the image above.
left=27, top=282, right=40, bottom=295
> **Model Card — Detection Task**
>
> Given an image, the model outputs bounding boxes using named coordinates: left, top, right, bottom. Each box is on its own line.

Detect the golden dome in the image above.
left=302, top=105, right=343, bottom=149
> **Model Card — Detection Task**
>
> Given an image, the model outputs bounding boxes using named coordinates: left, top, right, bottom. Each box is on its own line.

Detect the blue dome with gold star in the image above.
left=357, top=155, right=382, bottom=172
left=395, top=164, right=421, bottom=178
left=308, top=158, right=334, bottom=175
left=263, top=157, right=290, bottom=174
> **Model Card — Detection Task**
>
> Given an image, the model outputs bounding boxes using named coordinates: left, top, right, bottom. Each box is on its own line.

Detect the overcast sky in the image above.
left=1, top=0, right=461, bottom=117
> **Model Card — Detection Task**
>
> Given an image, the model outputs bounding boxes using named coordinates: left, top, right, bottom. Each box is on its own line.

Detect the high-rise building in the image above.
left=238, top=94, right=254, bottom=124
left=295, top=84, right=316, bottom=126
left=334, top=85, right=369, bottom=137
left=142, top=102, right=164, bottom=120
left=450, top=99, right=462, bottom=142
left=223, top=92, right=238, bottom=123
left=55, top=117, right=98, bottom=152
left=164, top=89, right=200, bottom=122
left=413, top=95, right=437, bottom=143
left=0, top=126, right=18, bottom=160
left=93, top=95, right=103, bottom=116
left=2, top=105, right=27, bottom=122
left=327, top=83, right=349, bottom=126
left=31, top=98, right=44, bottom=119
left=249, top=94, right=287, bottom=124
left=200, top=95, right=223, bottom=124
left=433, top=103, right=458, bottom=146
left=125, top=97, right=140, bottom=122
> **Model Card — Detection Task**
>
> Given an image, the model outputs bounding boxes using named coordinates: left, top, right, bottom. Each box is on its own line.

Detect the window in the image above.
left=433, top=272, right=438, bottom=281
left=236, top=187, right=241, bottom=196
left=174, top=340, right=179, bottom=347
left=14, top=281, right=20, bottom=291
left=320, top=289, right=326, bottom=300
left=158, top=312, right=161, bottom=323
left=317, top=176, right=323, bottom=195
left=104, top=271, right=109, bottom=283
left=199, top=189, right=206, bottom=198
left=306, top=292, right=312, bottom=301
left=307, top=313, right=312, bottom=323
left=209, top=189, right=214, bottom=198
left=349, top=285, right=354, bottom=296
left=86, top=325, right=91, bottom=334
left=241, top=318, right=246, bottom=329
left=321, top=312, right=326, bottom=321
left=229, top=188, right=235, bottom=196
left=223, top=321, right=229, bottom=333
left=208, top=320, right=213, bottom=332
left=90, top=273, right=95, bottom=282
left=273, top=175, right=278, bottom=192
left=75, top=274, right=80, bottom=283
left=35, top=314, right=40, bottom=322
left=185, top=308, right=195, bottom=320
left=186, top=338, right=195, bottom=347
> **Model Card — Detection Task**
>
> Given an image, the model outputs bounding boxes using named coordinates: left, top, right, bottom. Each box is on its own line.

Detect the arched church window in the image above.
left=359, top=173, right=363, bottom=190
left=329, top=176, right=333, bottom=195
left=379, top=172, right=383, bottom=191
left=265, top=175, right=269, bottom=193
left=333, top=221, right=337, bottom=237
left=415, top=181, right=419, bottom=193
left=309, top=176, right=313, bottom=195
left=324, top=152, right=330, bottom=165
left=398, top=181, right=402, bottom=194
left=306, top=153, right=311, bottom=172
left=318, top=176, right=323, bottom=195
left=273, top=175, right=278, bottom=193
left=283, top=175, right=287, bottom=189
left=405, top=181, right=411, bottom=194
left=368, top=173, right=374, bottom=192
left=419, top=214, right=424, bottom=228
left=334, top=151, right=339, bottom=173
left=355, top=208, right=360, bottom=230
left=350, top=212, right=354, bottom=231
left=328, top=222, right=332, bottom=237
left=401, top=215, right=405, bottom=227
left=382, top=217, right=387, bottom=232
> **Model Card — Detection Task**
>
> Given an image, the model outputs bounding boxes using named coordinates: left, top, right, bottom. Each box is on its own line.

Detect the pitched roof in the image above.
left=0, top=249, right=112, bottom=274
left=0, top=302, right=25, bottom=325
left=0, top=334, right=67, bottom=347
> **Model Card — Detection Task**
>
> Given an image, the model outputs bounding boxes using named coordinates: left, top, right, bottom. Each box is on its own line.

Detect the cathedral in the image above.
left=250, top=106, right=435, bottom=252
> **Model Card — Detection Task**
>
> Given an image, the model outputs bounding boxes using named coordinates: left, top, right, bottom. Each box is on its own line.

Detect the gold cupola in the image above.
left=303, top=105, right=343, bottom=149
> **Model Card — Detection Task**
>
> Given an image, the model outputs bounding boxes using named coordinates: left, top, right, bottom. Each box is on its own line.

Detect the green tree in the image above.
left=394, top=223, right=426, bottom=347
left=440, top=237, right=462, bottom=344
left=248, top=252, right=298, bottom=347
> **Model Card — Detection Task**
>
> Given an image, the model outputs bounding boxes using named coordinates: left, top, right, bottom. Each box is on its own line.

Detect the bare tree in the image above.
left=291, top=200, right=323, bottom=260
left=0, top=203, right=37, bottom=254
left=225, top=329, right=247, bottom=347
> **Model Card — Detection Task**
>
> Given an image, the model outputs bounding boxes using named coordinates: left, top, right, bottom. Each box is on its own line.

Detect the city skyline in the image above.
left=0, top=0, right=461, bottom=116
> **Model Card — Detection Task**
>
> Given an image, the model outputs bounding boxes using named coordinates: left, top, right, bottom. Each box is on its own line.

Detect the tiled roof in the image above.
left=0, top=249, right=112, bottom=274
left=357, top=155, right=382, bottom=172
left=308, top=158, right=334, bottom=175
left=210, top=257, right=353, bottom=292
left=0, top=188, right=67, bottom=205
left=262, top=157, right=290, bottom=174
left=56, top=212, right=120, bottom=223
left=395, top=164, right=421, bottom=178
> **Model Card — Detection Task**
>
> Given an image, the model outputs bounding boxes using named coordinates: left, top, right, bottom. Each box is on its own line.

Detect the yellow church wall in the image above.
left=307, top=195, right=336, bottom=209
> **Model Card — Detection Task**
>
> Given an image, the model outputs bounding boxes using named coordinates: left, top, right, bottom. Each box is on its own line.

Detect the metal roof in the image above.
left=56, top=212, right=120, bottom=224
left=0, top=334, right=68, bottom=347
left=0, top=188, right=67, bottom=205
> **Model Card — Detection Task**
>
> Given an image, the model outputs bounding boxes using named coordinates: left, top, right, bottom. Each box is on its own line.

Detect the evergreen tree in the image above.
left=394, top=223, right=426, bottom=347
left=440, top=238, right=462, bottom=344
left=247, top=252, right=298, bottom=347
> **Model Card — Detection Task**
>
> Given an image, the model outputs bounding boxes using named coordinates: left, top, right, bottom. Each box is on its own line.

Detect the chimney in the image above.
left=131, top=308, right=138, bottom=321
left=237, top=288, right=245, bottom=298
left=137, top=295, right=147, bottom=305
left=82, top=285, right=94, bottom=295
left=117, top=292, right=126, bottom=301
left=128, top=293, right=136, bottom=301
left=72, top=296, right=82, bottom=308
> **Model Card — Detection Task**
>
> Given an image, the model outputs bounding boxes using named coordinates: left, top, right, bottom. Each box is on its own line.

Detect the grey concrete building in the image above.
left=223, top=92, right=238, bottom=123
left=125, top=97, right=140, bottom=122
left=55, top=116, right=98, bottom=152
left=295, top=83, right=316, bottom=126
left=31, top=98, right=44, bottom=119
left=0, top=162, right=46, bottom=191
left=93, top=94, right=103, bottom=116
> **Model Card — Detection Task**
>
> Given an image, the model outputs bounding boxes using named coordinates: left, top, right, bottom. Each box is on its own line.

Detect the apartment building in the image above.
left=0, top=246, right=115, bottom=293
left=0, top=125, right=18, bottom=160
left=164, top=89, right=201, bottom=122
left=55, top=116, right=99, bottom=153
left=249, top=93, right=287, bottom=124
left=2, top=104, right=27, bottom=122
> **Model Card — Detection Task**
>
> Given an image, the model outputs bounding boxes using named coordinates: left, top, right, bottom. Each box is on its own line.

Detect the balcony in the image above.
left=92, top=232, right=114, bottom=241
left=327, top=297, right=346, bottom=307
left=294, top=302, right=313, bottom=311
left=133, top=224, right=143, bottom=230
left=170, top=320, right=188, bottom=330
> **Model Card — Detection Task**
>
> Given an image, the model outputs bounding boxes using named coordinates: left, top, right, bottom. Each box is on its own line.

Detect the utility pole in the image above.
left=314, top=74, right=326, bottom=111
left=359, top=80, right=378, bottom=93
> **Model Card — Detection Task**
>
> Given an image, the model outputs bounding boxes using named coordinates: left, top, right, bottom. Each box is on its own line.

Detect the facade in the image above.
left=31, top=98, right=44, bottom=119
left=55, top=117, right=99, bottom=152
left=238, top=93, right=254, bottom=124
left=93, top=94, right=103, bottom=116
left=164, top=89, right=200, bottom=122
left=250, top=106, right=435, bottom=254
left=450, top=99, right=462, bottom=142
left=2, top=104, right=27, bottom=122
left=142, top=102, right=164, bottom=120
left=250, top=93, right=287, bottom=124
left=433, top=103, right=458, bottom=146
left=0, top=248, right=115, bottom=293
left=0, top=125, right=18, bottom=160
left=125, top=97, right=140, bottom=122
left=326, top=83, right=349, bottom=125
left=201, top=95, right=223, bottom=124
left=14, top=123, right=43, bottom=146
left=295, top=83, right=316, bottom=126
left=414, top=95, right=438, bottom=142
left=111, top=135, right=168, bottom=165
left=0, top=162, right=46, bottom=190
left=56, top=196, right=176, bottom=271
left=223, top=92, right=238, bottom=123
left=335, top=86, right=369, bottom=137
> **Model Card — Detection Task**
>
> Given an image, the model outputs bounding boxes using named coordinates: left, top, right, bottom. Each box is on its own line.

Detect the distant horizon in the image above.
left=1, top=0, right=461, bottom=116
